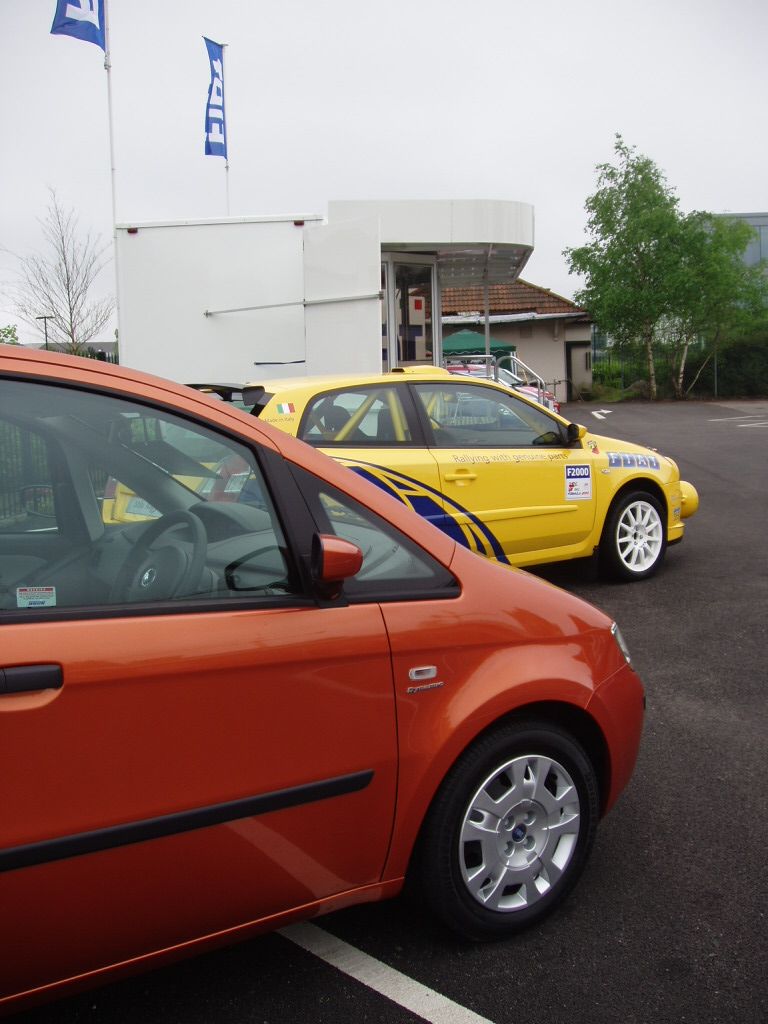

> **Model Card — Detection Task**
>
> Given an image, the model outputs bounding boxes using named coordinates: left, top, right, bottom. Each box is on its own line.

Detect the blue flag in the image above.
left=51, top=0, right=106, bottom=50
left=204, top=38, right=227, bottom=158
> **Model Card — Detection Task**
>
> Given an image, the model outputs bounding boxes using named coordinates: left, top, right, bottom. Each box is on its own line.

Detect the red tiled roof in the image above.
left=442, top=279, right=586, bottom=316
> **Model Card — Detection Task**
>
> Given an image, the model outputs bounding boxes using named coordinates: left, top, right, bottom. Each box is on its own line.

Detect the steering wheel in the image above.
left=109, top=510, right=207, bottom=603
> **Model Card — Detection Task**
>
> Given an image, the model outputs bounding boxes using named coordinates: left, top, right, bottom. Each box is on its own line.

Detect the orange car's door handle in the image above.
left=444, top=470, right=478, bottom=483
left=1, top=664, right=62, bottom=695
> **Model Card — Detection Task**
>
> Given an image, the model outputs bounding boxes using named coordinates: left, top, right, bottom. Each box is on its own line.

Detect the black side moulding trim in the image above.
left=0, top=770, right=374, bottom=874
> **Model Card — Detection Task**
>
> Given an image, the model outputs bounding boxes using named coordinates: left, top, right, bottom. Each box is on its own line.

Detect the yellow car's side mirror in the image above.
left=567, top=422, right=587, bottom=444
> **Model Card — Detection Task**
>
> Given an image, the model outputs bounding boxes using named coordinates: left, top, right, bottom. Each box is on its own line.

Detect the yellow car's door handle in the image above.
left=444, top=470, right=478, bottom=483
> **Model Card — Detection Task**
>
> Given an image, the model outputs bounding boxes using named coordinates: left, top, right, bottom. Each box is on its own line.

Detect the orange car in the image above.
left=0, top=348, right=644, bottom=1014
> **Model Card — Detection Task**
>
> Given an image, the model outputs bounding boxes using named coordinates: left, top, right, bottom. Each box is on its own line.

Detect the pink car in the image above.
left=446, top=362, right=560, bottom=413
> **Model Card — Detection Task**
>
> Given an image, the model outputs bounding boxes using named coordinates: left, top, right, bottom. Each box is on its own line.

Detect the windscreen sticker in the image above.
left=565, top=464, right=592, bottom=500
left=17, top=586, right=56, bottom=609
left=607, top=451, right=660, bottom=470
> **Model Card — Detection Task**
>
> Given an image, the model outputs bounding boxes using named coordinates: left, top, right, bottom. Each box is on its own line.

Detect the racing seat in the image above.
left=320, top=403, right=351, bottom=439
left=376, top=408, right=396, bottom=442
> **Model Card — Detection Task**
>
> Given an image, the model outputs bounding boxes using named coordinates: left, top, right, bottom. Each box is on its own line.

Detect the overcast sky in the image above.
left=2, top=0, right=766, bottom=344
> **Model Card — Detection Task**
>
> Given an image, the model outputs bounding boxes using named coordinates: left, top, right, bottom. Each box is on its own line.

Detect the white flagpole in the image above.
left=222, top=42, right=230, bottom=217
left=103, top=0, right=121, bottom=346
left=103, top=0, right=117, bottom=228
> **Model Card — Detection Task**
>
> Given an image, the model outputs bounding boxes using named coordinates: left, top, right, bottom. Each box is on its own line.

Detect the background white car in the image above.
left=446, top=361, right=561, bottom=412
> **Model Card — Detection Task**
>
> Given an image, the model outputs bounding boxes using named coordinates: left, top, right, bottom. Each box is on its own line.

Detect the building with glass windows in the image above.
left=717, top=211, right=768, bottom=268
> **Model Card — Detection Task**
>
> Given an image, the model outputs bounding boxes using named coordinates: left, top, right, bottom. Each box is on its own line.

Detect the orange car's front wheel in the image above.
left=417, top=720, right=599, bottom=940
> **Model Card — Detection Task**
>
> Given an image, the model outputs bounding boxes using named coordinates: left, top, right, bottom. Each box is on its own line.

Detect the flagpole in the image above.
left=103, top=0, right=121, bottom=345
left=50, top=0, right=121, bottom=353
left=222, top=43, right=230, bottom=217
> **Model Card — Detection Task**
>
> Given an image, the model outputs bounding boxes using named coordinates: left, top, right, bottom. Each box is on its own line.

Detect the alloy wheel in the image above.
left=458, top=754, right=581, bottom=912
left=615, top=498, right=664, bottom=574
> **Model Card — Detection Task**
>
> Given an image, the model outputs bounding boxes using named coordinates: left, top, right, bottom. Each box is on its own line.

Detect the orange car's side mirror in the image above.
left=311, top=533, right=364, bottom=600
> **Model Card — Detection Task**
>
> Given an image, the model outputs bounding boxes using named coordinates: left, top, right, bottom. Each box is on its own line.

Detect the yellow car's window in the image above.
left=100, top=416, right=247, bottom=524
left=300, top=387, right=411, bottom=445
left=413, top=383, right=563, bottom=448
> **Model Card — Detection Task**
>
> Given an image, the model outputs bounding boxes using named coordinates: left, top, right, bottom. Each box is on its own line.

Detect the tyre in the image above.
left=600, top=490, right=666, bottom=581
left=417, top=721, right=599, bottom=940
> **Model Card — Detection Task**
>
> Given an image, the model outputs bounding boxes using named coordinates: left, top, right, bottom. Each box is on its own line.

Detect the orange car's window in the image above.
left=0, top=380, right=298, bottom=616
left=300, top=387, right=412, bottom=445
left=291, top=466, right=457, bottom=601
left=413, top=383, right=564, bottom=448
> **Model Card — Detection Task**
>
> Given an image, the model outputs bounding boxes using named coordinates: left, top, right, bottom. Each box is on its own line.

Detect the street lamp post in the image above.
left=35, top=315, right=55, bottom=350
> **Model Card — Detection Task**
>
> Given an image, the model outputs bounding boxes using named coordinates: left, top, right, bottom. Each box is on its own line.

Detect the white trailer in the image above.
left=115, top=213, right=383, bottom=384
left=115, top=200, right=536, bottom=385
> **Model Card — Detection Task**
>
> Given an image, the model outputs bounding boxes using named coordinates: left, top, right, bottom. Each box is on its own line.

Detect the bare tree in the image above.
left=12, top=191, right=114, bottom=354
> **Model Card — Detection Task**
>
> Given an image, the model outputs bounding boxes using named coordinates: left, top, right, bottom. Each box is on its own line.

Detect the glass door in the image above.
left=381, top=255, right=441, bottom=370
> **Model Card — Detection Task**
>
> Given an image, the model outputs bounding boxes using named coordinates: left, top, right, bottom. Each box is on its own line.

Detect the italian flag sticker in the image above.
left=276, top=403, right=295, bottom=415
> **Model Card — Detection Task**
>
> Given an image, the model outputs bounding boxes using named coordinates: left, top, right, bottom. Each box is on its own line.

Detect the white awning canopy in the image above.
left=328, top=199, right=535, bottom=287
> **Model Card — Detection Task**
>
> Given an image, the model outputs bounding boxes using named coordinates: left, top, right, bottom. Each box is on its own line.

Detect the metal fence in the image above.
left=0, top=423, right=52, bottom=524
left=591, top=346, right=705, bottom=398
left=84, top=348, right=119, bottom=364
left=593, top=348, right=668, bottom=389
left=1, top=348, right=117, bottom=525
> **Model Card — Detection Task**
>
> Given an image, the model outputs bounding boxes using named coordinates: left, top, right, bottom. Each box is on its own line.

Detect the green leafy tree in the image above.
left=711, top=325, right=768, bottom=396
left=565, top=135, right=681, bottom=399
left=0, top=324, right=20, bottom=345
left=11, top=190, right=114, bottom=355
left=664, top=213, right=767, bottom=397
left=566, top=138, right=768, bottom=399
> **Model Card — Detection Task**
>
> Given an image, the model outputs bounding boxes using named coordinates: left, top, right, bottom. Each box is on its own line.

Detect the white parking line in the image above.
left=737, top=421, right=768, bottom=427
left=280, top=922, right=495, bottom=1024
left=707, top=414, right=764, bottom=422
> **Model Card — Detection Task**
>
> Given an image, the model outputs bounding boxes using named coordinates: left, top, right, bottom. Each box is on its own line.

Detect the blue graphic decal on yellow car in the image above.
left=343, top=460, right=509, bottom=564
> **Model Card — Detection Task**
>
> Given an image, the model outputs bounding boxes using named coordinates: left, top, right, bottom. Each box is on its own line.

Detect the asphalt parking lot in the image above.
left=15, top=399, right=768, bottom=1024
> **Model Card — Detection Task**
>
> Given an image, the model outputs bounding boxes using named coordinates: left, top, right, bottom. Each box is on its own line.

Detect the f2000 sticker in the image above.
left=607, top=451, right=660, bottom=469
left=565, top=464, right=592, bottom=500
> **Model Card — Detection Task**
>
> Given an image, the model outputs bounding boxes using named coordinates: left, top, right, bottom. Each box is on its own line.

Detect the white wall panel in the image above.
left=116, top=218, right=313, bottom=384
left=303, top=215, right=382, bottom=375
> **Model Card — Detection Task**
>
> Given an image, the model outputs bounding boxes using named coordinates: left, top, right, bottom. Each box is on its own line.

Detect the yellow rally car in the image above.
left=241, top=367, right=699, bottom=581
